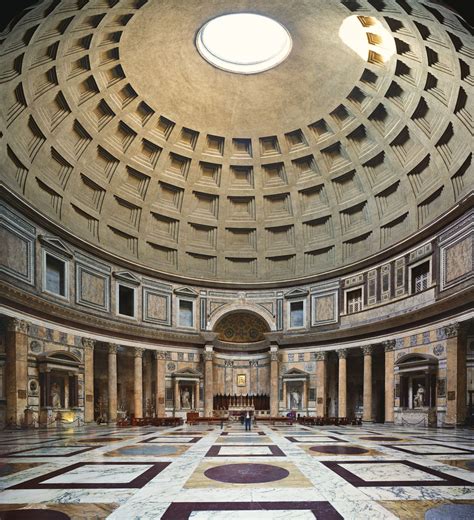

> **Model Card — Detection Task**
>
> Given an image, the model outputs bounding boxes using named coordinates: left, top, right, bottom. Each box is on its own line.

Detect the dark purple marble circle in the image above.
left=204, top=463, right=289, bottom=483
left=1, top=510, right=70, bottom=519
left=359, top=436, right=401, bottom=441
left=310, top=445, right=369, bottom=454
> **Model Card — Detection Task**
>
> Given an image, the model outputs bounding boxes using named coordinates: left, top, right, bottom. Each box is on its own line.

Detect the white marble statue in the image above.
left=51, top=382, right=61, bottom=408
left=181, top=388, right=191, bottom=409
left=290, top=389, right=301, bottom=409
left=413, top=383, right=425, bottom=408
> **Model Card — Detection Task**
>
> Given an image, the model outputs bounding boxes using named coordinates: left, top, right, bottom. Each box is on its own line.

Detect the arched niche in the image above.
left=214, top=311, right=271, bottom=343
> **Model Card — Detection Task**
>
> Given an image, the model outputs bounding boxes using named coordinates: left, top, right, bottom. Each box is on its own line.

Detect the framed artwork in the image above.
left=237, top=374, right=246, bottom=386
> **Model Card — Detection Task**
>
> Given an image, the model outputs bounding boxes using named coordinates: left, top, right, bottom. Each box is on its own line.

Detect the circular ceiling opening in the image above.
left=196, top=13, right=292, bottom=74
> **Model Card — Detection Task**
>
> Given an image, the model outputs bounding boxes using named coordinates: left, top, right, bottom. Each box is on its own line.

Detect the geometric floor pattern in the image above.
left=0, top=422, right=473, bottom=518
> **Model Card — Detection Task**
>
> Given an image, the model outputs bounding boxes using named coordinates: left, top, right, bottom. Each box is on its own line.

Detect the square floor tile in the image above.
left=205, top=445, right=285, bottom=457
left=285, top=435, right=346, bottom=443
left=8, top=461, right=170, bottom=489
left=387, top=444, right=474, bottom=455
left=184, top=461, right=313, bottom=488
left=140, top=436, right=201, bottom=444
left=105, top=444, right=190, bottom=457
left=161, top=501, right=343, bottom=519
left=321, top=460, right=474, bottom=487
left=0, top=445, right=98, bottom=458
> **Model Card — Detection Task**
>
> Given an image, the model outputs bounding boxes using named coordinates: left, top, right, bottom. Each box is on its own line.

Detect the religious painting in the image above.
left=237, top=374, right=246, bottom=386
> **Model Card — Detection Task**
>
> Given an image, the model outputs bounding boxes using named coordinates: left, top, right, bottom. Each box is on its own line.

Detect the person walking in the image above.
left=244, top=410, right=251, bottom=431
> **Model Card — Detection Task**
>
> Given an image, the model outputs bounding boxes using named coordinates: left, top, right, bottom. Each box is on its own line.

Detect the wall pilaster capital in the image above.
left=154, top=350, right=166, bottom=361
left=315, top=351, right=328, bottom=361
left=133, top=347, right=145, bottom=358
left=443, top=322, right=460, bottom=339
left=107, top=343, right=118, bottom=355
left=81, top=338, right=95, bottom=351
left=361, top=345, right=374, bottom=356
left=7, top=318, right=29, bottom=334
left=383, top=340, right=396, bottom=352
left=337, top=348, right=348, bottom=359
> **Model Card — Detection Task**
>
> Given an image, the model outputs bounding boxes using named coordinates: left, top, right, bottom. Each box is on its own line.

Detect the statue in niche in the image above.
left=413, top=383, right=425, bottom=408
left=290, top=388, right=301, bottom=410
left=50, top=382, right=61, bottom=408
left=181, top=387, right=191, bottom=409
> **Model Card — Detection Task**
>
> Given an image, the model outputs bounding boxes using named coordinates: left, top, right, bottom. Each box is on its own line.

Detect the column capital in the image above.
left=270, top=344, right=279, bottom=361
left=443, top=322, right=460, bottom=339
left=107, top=343, right=118, bottom=354
left=133, top=347, right=145, bottom=358
left=361, top=345, right=374, bottom=356
left=383, top=340, right=396, bottom=352
left=203, top=344, right=214, bottom=361
left=315, top=351, right=328, bottom=361
left=82, top=338, right=95, bottom=351
left=7, top=318, right=29, bottom=334
left=337, top=349, right=348, bottom=359
left=154, top=350, right=166, bottom=360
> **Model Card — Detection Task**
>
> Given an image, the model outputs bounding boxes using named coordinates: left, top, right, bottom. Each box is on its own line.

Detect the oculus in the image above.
left=196, top=13, right=292, bottom=74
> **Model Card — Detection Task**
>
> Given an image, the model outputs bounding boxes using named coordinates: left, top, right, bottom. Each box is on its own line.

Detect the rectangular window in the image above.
left=45, top=254, right=66, bottom=296
left=118, top=284, right=135, bottom=317
left=290, top=301, right=304, bottom=328
left=179, top=299, right=194, bottom=327
left=411, top=261, right=430, bottom=293
left=347, top=288, right=363, bottom=314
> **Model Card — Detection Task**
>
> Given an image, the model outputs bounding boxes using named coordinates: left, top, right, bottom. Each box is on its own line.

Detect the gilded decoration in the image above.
left=215, top=312, right=269, bottom=343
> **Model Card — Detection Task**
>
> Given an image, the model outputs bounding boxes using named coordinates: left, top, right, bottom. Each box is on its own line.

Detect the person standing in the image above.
left=244, top=410, right=251, bottom=431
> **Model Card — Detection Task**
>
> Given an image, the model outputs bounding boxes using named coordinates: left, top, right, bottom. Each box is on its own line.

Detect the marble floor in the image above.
left=0, top=422, right=473, bottom=519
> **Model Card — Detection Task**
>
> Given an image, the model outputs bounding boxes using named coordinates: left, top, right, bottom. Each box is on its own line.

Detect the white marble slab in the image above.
left=339, top=462, right=443, bottom=482
left=42, top=464, right=153, bottom=484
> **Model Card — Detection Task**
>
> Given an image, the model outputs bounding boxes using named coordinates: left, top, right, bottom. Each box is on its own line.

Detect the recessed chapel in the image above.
left=0, top=0, right=473, bottom=518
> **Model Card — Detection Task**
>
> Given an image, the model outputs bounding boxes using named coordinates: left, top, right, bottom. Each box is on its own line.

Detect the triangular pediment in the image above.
left=113, top=271, right=141, bottom=285
left=39, top=235, right=73, bottom=258
left=173, top=367, right=202, bottom=377
left=174, top=286, right=198, bottom=298
left=284, top=288, right=309, bottom=299
left=283, top=367, right=309, bottom=377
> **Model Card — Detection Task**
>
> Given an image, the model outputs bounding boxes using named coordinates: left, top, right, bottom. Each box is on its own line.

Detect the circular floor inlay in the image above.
left=196, top=13, right=292, bottom=74
left=359, top=436, right=401, bottom=441
left=310, top=445, right=369, bottom=455
left=204, top=463, right=289, bottom=483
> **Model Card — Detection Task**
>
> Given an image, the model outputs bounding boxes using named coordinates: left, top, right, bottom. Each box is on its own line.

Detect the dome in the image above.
left=0, top=0, right=472, bottom=284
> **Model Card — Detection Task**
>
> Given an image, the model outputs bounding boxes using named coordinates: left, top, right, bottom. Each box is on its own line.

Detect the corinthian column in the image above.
left=270, top=346, right=279, bottom=416
left=383, top=340, right=396, bottom=423
left=204, top=346, right=214, bottom=417
left=107, top=343, right=118, bottom=423
left=154, top=351, right=166, bottom=417
left=337, top=349, right=348, bottom=418
left=444, top=323, right=466, bottom=426
left=316, top=351, right=327, bottom=417
left=6, top=318, right=29, bottom=426
left=362, top=345, right=374, bottom=422
left=133, top=348, right=144, bottom=419
left=82, top=338, right=95, bottom=423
